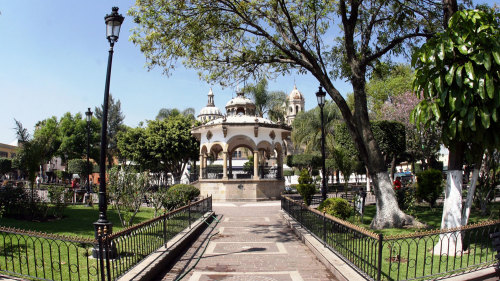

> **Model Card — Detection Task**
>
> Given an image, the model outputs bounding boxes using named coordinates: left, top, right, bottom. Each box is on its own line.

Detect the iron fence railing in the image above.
left=99, top=196, right=212, bottom=281
left=281, top=195, right=500, bottom=281
left=0, top=227, right=99, bottom=281
left=0, top=196, right=213, bottom=281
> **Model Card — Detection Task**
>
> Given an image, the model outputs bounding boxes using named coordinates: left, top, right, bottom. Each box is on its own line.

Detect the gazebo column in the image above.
left=229, top=155, right=233, bottom=179
left=253, top=150, right=259, bottom=180
left=278, top=152, right=283, bottom=179
left=222, top=151, right=228, bottom=179
left=199, top=154, right=204, bottom=179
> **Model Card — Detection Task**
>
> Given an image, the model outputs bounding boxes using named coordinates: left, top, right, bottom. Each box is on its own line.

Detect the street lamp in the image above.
left=94, top=7, right=124, bottom=241
left=85, top=108, right=92, bottom=205
left=316, top=86, right=327, bottom=201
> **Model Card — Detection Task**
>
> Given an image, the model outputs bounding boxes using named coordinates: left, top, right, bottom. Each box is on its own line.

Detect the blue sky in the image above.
left=0, top=0, right=494, bottom=145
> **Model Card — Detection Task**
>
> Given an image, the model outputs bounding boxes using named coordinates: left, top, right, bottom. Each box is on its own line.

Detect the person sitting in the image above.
left=393, top=176, right=402, bottom=190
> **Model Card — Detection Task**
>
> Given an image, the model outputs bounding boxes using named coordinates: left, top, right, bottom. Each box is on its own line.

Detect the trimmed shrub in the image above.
left=162, top=184, right=200, bottom=210
left=318, top=197, right=352, bottom=220
left=416, top=169, right=443, bottom=208
left=297, top=169, right=315, bottom=205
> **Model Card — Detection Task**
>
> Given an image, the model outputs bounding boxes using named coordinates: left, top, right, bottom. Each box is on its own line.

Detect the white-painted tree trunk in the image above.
left=433, top=170, right=463, bottom=256
left=461, top=166, right=480, bottom=226
left=370, top=172, right=412, bottom=229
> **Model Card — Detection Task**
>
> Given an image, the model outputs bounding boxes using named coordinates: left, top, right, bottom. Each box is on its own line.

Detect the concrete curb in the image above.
left=118, top=211, right=215, bottom=281
left=280, top=210, right=369, bottom=281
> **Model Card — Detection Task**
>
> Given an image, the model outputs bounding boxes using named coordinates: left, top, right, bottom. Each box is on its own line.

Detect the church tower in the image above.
left=285, top=85, right=305, bottom=126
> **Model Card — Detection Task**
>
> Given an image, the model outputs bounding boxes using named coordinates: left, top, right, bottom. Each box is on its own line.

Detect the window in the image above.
left=0, top=152, right=7, bottom=158
left=296, top=105, right=299, bottom=113
left=289, top=107, right=293, bottom=113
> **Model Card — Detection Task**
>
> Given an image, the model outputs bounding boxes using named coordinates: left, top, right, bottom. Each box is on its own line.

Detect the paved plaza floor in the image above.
left=155, top=201, right=338, bottom=281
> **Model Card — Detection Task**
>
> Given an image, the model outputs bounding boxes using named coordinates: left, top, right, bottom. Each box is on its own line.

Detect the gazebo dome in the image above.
left=225, top=89, right=256, bottom=116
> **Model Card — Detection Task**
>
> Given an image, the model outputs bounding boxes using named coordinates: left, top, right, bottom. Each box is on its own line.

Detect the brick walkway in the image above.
left=155, top=201, right=338, bottom=281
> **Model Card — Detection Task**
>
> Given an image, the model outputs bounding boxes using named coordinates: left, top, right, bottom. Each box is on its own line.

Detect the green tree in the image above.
left=107, top=165, right=150, bottom=227
left=0, top=158, right=12, bottom=178
left=117, top=115, right=200, bottom=182
left=286, top=154, right=322, bottom=172
left=412, top=9, right=500, bottom=235
left=366, top=64, right=414, bottom=119
left=33, top=116, right=61, bottom=162
left=243, top=79, right=288, bottom=121
left=331, top=145, right=358, bottom=193
left=12, top=120, right=44, bottom=203
left=243, top=155, right=254, bottom=174
left=292, top=101, right=341, bottom=153
left=57, top=112, right=100, bottom=163
left=95, top=93, right=125, bottom=167
left=379, top=91, right=441, bottom=172
left=129, top=0, right=444, bottom=228
left=156, top=107, right=196, bottom=120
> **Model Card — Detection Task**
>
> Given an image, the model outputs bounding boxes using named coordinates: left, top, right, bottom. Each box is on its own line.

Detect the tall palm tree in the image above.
left=244, top=79, right=288, bottom=122
left=156, top=107, right=195, bottom=120
left=291, top=101, right=341, bottom=153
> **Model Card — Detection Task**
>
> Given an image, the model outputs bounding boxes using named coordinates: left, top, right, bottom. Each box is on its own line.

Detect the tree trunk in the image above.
left=461, top=158, right=481, bottom=226
left=434, top=141, right=465, bottom=256
left=344, top=74, right=413, bottom=229
left=370, top=172, right=414, bottom=229
left=390, top=155, right=397, bottom=181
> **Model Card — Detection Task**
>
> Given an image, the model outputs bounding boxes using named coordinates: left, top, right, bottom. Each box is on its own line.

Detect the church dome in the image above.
left=197, top=88, right=223, bottom=123
left=199, top=106, right=222, bottom=116
left=288, top=85, right=304, bottom=101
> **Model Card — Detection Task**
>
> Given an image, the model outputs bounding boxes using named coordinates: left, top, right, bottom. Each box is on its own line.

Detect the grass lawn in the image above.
left=0, top=204, right=205, bottom=281
left=297, top=202, right=499, bottom=281
left=0, top=205, right=157, bottom=238
left=351, top=201, right=500, bottom=236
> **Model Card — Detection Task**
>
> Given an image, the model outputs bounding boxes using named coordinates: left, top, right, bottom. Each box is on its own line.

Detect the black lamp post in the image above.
left=85, top=108, right=92, bottom=205
left=316, top=86, right=327, bottom=201
left=94, top=7, right=124, bottom=240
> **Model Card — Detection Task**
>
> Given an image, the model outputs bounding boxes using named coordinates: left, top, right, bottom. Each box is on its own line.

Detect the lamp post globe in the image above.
left=93, top=7, right=123, bottom=254
left=85, top=108, right=92, bottom=205
left=316, top=86, right=327, bottom=200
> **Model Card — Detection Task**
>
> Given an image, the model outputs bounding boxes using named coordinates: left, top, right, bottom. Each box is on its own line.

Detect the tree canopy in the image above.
left=412, top=8, right=500, bottom=156
left=117, top=114, right=200, bottom=182
left=129, top=0, right=445, bottom=229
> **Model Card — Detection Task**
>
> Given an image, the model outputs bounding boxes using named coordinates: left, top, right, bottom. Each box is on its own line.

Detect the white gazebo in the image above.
left=191, top=89, right=292, bottom=201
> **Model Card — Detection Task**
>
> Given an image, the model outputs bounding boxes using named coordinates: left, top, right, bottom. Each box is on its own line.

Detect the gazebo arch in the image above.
left=191, top=88, right=292, bottom=201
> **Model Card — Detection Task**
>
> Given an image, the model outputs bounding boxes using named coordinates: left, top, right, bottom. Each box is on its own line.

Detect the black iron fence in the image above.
left=0, top=227, right=99, bottom=281
left=281, top=195, right=500, bottom=281
left=0, top=196, right=213, bottom=281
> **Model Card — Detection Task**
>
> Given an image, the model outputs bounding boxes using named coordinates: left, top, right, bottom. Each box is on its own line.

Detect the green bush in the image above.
left=318, top=197, right=352, bottom=220
left=0, top=183, right=49, bottom=220
left=416, top=169, right=443, bottom=208
left=162, top=184, right=200, bottom=210
left=297, top=169, right=315, bottom=205
left=0, top=184, right=27, bottom=218
left=47, top=185, right=72, bottom=218
left=283, top=170, right=294, bottom=177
